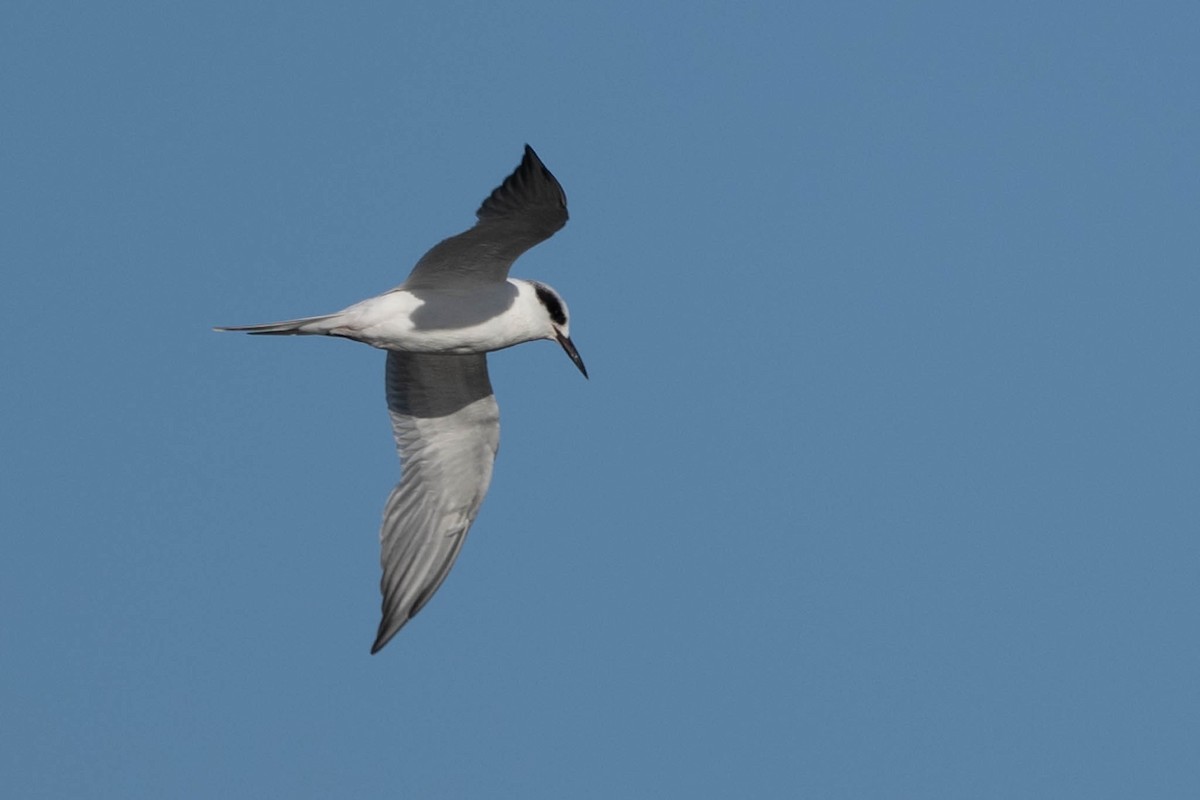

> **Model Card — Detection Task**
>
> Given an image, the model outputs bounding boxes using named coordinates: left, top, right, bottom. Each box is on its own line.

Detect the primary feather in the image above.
left=372, top=351, right=500, bottom=652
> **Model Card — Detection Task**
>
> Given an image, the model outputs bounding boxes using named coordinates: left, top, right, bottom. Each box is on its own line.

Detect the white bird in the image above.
left=216, top=145, right=586, bottom=653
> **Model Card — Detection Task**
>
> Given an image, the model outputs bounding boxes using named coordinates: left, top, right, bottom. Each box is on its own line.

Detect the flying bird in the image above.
left=216, top=145, right=586, bottom=653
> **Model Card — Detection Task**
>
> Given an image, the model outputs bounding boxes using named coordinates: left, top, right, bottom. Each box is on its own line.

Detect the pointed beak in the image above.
left=555, top=331, right=588, bottom=379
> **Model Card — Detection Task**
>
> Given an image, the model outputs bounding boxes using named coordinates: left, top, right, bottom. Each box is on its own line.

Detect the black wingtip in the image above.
left=370, top=629, right=393, bottom=655
left=475, top=143, right=567, bottom=223
left=521, top=144, right=550, bottom=175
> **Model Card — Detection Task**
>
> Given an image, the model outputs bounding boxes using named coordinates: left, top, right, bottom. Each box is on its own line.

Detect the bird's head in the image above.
left=530, top=281, right=587, bottom=379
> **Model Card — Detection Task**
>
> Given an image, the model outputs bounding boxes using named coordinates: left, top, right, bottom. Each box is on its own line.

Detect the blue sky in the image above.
left=2, top=1, right=1197, bottom=797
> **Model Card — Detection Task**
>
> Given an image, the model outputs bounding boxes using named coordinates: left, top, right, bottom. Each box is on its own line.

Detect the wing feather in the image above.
left=403, top=145, right=568, bottom=289
left=371, top=350, right=500, bottom=653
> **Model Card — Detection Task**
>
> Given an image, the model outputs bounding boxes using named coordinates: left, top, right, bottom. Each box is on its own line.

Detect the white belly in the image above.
left=326, top=281, right=541, bottom=354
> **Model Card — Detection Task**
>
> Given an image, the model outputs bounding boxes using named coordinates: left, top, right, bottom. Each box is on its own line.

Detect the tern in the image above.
left=216, top=145, right=586, bottom=653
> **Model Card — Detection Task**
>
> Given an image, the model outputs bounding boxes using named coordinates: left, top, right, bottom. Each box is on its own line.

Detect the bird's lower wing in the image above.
left=372, top=351, right=500, bottom=653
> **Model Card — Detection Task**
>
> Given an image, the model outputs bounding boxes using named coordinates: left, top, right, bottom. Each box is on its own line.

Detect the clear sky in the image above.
left=2, top=2, right=1197, bottom=797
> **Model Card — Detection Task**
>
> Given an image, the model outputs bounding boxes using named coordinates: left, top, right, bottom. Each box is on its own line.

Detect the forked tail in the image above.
left=212, top=314, right=336, bottom=336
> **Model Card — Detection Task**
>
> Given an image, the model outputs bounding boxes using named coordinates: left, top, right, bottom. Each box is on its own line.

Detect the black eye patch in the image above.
left=534, top=284, right=567, bottom=326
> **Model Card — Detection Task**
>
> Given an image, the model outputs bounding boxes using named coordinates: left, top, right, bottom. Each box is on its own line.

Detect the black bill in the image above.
left=555, top=332, right=588, bottom=379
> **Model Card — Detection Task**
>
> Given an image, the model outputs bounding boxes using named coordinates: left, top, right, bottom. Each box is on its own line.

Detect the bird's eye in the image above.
left=534, top=284, right=567, bottom=326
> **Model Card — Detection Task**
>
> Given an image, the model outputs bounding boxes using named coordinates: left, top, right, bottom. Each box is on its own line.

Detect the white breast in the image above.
left=326, top=279, right=547, bottom=354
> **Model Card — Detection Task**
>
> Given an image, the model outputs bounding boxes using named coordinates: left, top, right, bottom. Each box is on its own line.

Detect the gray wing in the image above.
left=372, top=350, right=500, bottom=653
left=403, top=145, right=568, bottom=289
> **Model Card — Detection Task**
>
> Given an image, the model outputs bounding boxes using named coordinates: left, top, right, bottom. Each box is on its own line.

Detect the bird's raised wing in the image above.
left=372, top=350, right=500, bottom=653
left=403, top=145, right=568, bottom=289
